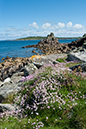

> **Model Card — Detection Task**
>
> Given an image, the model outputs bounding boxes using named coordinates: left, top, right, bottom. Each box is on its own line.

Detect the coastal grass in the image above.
left=65, top=61, right=82, bottom=67
left=2, top=93, right=16, bottom=104
left=56, top=58, right=66, bottom=63
left=0, top=61, right=86, bottom=129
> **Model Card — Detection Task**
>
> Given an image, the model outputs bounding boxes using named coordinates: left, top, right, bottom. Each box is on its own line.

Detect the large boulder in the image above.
left=0, top=75, right=23, bottom=102
left=67, top=49, right=86, bottom=62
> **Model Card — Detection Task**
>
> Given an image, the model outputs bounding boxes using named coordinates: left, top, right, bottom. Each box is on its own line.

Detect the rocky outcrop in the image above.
left=68, top=34, right=86, bottom=48
left=0, top=74, right=23, bottom=102
left=22, top=33, right=72, bottom=54
left=22, top=33, right=86, bottom=55
left=67, top=51, right=86, bottom=62
left=66, top=34, right=86, bottom=62
left=0, top=57, right=38, bottom=102
left=0, top=57, right=38, bottom=81
left=0, top=65, right=38, bottom=103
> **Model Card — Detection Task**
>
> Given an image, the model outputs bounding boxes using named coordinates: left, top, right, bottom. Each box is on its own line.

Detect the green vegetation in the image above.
left=15, top=36, right=46, bottom=41
left=0, top=60, right=86, bottom=129
left=15, top=36, right=80, bottom=41
left=2, top=93, right=15, bottom=104
left=66, top=62, right=82, bottom=67
left=56, top=58, right=67, bottom=63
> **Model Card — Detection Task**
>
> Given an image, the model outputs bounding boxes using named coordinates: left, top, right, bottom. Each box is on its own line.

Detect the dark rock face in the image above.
left=68, top=34, right=86, bottom=48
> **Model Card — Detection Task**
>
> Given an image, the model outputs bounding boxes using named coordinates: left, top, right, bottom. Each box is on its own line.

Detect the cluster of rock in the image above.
left=22, top=33, right=86, bottom=55
left=0, top=57, right=34, bottom=81
left=22, top=33, right=70, bottom=54
left=0, top=54, right=67, bottom=113
left=0, top=52, right=86, bottom=114
left=67, top=34, right=86, bottom=62
left=0, top=32, right=86, bottom=114
left=0, top=54, right=66, bottom=114
left=69, top=33, right=86, bottom=49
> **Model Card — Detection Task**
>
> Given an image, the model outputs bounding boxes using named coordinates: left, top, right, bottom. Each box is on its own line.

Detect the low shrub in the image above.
left=0, top=63, right=86, bottom=129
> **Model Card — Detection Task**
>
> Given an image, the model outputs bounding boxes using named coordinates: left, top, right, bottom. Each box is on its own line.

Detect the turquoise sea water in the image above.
left=0, top=39, right=76, bottom=62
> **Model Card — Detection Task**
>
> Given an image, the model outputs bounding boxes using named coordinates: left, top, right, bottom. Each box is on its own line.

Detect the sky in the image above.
left=0, top=0, right=86, bottom=40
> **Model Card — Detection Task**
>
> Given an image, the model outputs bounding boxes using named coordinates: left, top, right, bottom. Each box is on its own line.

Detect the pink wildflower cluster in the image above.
left=1, top=63, right=86, bottom=128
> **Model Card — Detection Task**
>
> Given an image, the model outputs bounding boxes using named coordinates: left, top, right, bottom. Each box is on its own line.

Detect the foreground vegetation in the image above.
left=0, top=59, right=86, bottom=129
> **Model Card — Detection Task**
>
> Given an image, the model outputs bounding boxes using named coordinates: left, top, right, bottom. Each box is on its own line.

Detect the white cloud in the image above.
left=1, top=22, right=86, bottom=40
left=73, top=24, right=83, bottom=29
left=29, top=22, right=39, bottom=29
left=58, top=22, right=65, bottom=28
left=51, top=25, right=58, bottom=29
left=67, top=22, right=72, bottom=28
left=42, top=22, right=51, bottom=29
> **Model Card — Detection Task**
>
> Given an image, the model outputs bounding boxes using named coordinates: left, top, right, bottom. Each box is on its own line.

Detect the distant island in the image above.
left=15, top=36, right=81, bottom=41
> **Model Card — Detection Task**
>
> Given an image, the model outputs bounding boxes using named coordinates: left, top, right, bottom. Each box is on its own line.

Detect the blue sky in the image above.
left=0, top=0, right=86, bottom=40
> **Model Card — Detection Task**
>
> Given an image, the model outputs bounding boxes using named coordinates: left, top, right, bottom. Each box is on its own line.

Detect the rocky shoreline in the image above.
left=22, top=33, right=86, bottom=55
left=0, top=33, right=86, bottom=113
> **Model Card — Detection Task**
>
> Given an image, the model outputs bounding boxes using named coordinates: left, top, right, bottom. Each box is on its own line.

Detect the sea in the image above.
left=0, top=39, right=77, bottom=62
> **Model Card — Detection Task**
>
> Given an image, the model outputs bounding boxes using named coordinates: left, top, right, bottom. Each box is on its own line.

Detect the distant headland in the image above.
left=14, top=35, right=80, bottom=41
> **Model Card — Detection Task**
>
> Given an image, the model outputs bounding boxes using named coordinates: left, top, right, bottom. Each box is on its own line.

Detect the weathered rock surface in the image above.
left=67, top=34, right=86, bottom=62
left=0, top=57, right=38, bottom=81
left=43, top=53, right=67, bottom=61
left=0, top=64, right=38, bottom=102
left=67, top=50, right=86, bottom=62
left=70, top=63, right=86, bottom=72
left=68, top=33, right=86, bottom=48
left=20, top=63, right=38, bottom=76
left=0, top=104, right=19, bottom=113
left=0, top=75, right=23, bottom=102
left=31, top=53, right=67, bottom=68
left=33, top=58, right=53, bottom=68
